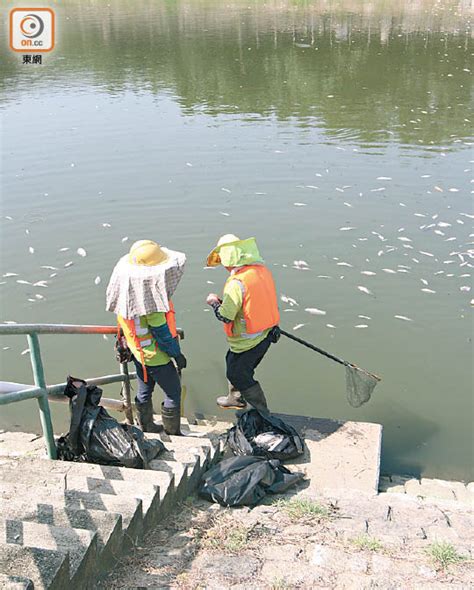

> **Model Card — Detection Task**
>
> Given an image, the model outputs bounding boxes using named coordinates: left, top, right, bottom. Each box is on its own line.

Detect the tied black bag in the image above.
left=199, top=455, right=304, bottom=507
left=227, top=409, right=304, bottom=461
left=57, top=376, right=165, bottom=468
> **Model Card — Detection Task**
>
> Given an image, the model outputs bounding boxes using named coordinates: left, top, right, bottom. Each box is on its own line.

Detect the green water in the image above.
left=0, top=1, right=472, bottom=480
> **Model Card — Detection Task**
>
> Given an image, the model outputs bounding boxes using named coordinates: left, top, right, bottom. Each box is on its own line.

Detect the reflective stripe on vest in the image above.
left=118, top=301, right=178, bottom=360
left=223, top=265, right=280, bottom=337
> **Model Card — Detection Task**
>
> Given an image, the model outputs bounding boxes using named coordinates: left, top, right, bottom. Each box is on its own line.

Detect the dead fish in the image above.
left=317, top=275, right=331, bottom=279
left=41, top=266, right=57, bottom=271
left=361, top=271, right=376, bottom=276
left=326, top=324, right=336, bottom=329
left=34, top=281, right=48, bottom=287
left=377, top=176, right=392, bottom=180
left=293, top=324, right=306, bottom=331
left=28, top=247, right=35, bottom=254
left=414, top=213, right=426, bottom=218
left=59, top=247, right=70, bottom=252
left=357, top=286, right=373, bottom=296
left=64, top=261, right=74, bottom=268
left=370, top=187, right=386, bottom=192
left=305, top=185, right=318, bottom=190
left=94, top=276, right=101, bottom=285
left=280, top=295, right=299, bottom=306
left=221, top=188, right=231, bottom=193
left=382, top=268, right=396, bottom=274
left=343, top=202, right=353, bottom=208
left=398, top=237, right=412, bottom=242
left=421, top=288, right=436, bottom=294
left=21, top=348, right=31, bottom=355
left=438, top=222, right=451, bottom=228
left=305, top=307, right=326, bottom=315
left=419, top=251, right=434, bottom=257
left=77, top=248, right=87, bottom=257
left=358, top=315, right=371, bottom=320
left=121, top=236, right=129, bottom=243
left=420, top=279, right=429, bottom=285
left=434, top=186, right=443, bottom=192
left=394, top=315, right=413, bottom=322
left=355, top=324, right=368, bottom=328
left=34, top=294, right=44, bottom=300
left=339, top=227, right=355, bottom=231
left=460, top=286, right=471, bottom=292
left=219, top=212, right=230, bottom=217
left=293, top=202, right=307, bottom=207
left=3, top=273, right=18, bottom=277
left=337, top=262, right=353, bottom=267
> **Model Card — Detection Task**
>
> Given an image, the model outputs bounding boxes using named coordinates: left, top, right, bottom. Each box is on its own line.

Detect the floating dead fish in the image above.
left=28, top=247, right=35, bottom=254
left=293, top=202, right=307, bottom=207
left=94, top=276, right=101, bottom=285
left=16, top=280, right=31, bottom=285
left=121, top=236, right=129, bottom=243
left=460, top=286, right=471, bottom=292
left=414, top=213, right=426, bottom=218
left=419, top=251, right=434, bottom=257
left=398, top=237, right=412, bottom=242
left=59, top=247, right=70, bottom=252
left=357, top=286, right=373, bottom=296
left=317, top=275, right=331, bottom=279
left=355, top=324, right=368, bottom=328
left=343, top=202, right=353, bottom=208
left=293, top=324, right=306, bottom=331
left=280, top=295, right=299, bottom=306
left=394, top=315, right=413, bottom=322
left=326, top=324, right=336, bottom=329
left=434, top=230, right=445, bottom=236
left=219, top=212, right=230, bottom=216
left=3, top=273, right=18, bottom=277
left=305, top=185, right=318, bottom=190
left=64, top=261, right=74, bottom=268
left=382, top=268, right=396, bottom=274
left=438, top=222, right=451, bottom=228
left=35, top=294, right=44, bottom=300
left=186, top=162, right=193, bottom=167
left=102, top=223, right=111, bottom=228
left=421, top=288, right=436, bottom=294
left=337, top=262, right=353, bottom=267
left=221, top=188, right=231, bottom=193
left=3, top=347, right=10, bottom=351
left=420, top=279, right=429, bottom=285
left=305, top=307, right=326, bottom=315
left=370, top=187, right=386, bottom=192
left=361, top=271, right=376, bottom=276
left=21, top=348, right=31, bottom=355
left=358, top=315, right=371, bottom=320
left=377, top=176, right=392, bottom=181
left=448, top=188, right=459, bottom=192
left=77, top=248, right=87, bottom=257
left=434, top=186, right=443, bottom=192
left=339, top=227, right=355, bottom=231
left=41, top=266, right=57, bottom=271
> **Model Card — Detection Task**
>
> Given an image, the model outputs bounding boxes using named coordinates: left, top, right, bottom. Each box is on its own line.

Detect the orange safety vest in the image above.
left=117, top=301, right=177, bottom=382
left=223, top=265, right=280, bottom=338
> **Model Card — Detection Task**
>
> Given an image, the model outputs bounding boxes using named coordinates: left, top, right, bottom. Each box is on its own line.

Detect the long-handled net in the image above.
left=280, top=329, right=381, bottom=408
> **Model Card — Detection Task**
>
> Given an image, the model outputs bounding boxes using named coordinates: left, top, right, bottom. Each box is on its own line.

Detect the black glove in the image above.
left=175, top=353, right=187, bottom=371
left=269, top=326, right=281, bottom=343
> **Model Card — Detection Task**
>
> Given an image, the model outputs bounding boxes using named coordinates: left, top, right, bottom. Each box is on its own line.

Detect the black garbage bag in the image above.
left=199, top=455, right=304, bottom=507
left=57, top=376, right=165, bottom=468
left=227, top=409, right=304, bottom=461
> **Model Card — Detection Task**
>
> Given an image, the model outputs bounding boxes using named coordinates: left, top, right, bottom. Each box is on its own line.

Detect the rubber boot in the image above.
left=216, top=382, right=247, bottom=410
left=241, top=383, right=269, bottom=414
left=161, top=402, right=181, bottom=435
left=135, top=399, right=163, bottom=433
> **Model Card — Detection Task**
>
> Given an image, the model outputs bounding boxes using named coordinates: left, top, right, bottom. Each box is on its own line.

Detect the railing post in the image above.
left=120, top=362, right=134, bottom=425
left=27, top=333, right=57, bottom=459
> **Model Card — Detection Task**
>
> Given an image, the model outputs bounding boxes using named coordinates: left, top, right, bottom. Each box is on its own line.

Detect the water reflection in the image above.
left=1, top=0, right=472, bottom=151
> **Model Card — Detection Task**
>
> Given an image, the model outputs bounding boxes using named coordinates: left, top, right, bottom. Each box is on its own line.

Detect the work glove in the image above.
left=175, top=353, right=187, bottom=371
left=269, top=326, right=281, bottom=343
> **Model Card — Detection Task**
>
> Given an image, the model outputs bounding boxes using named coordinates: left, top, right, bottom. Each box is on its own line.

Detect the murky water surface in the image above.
left=1, top=1, right=472, bottom=480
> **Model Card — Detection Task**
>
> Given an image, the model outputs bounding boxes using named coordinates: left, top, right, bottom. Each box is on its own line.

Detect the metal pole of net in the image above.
left=280, top=330, right=381, bottom=408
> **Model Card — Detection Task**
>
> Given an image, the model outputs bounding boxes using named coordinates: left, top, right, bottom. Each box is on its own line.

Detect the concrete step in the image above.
left=0, top=573, right=34, bottom=589
left=0, top=500, right=122, bottom=571
left=0, top=545, right=70, bottom=590
left=272, top=413, right=383, bottom=496
left=0, top=520, right=97, bottom=583
left=0, top=464, right=172, bottom=520
left=1, top=480, right=144, bottom=543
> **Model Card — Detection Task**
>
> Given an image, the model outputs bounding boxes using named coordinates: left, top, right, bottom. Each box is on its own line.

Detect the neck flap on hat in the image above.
left=218, top=237, right=263, bottom=267
left=106, top=248, right=186, bottom=319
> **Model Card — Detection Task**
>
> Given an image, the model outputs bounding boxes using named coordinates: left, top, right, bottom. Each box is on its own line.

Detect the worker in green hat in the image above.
left=205, top=234, right=281, bottom=413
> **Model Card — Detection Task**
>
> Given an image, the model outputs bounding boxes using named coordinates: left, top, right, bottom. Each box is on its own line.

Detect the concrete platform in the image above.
left=274, top=413, right=383, bottom=496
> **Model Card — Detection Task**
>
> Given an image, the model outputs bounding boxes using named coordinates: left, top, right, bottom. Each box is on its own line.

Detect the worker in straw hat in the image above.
left=106, top=240, right=187, bottom=435
left=206, top=234, right=281, bottom=413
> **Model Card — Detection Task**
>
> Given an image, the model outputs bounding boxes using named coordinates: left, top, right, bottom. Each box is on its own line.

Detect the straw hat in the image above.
left=106, top=240, right=186, bottom=319
left=206, top=234, right=241, bottom=267
left=129, top=240, right=169, bottom=266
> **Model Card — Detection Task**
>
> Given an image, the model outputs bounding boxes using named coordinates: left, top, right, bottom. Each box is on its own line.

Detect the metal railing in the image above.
left=0, top=324, right=141, bottom=460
